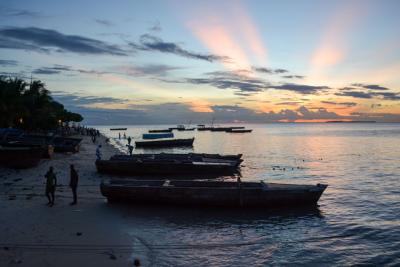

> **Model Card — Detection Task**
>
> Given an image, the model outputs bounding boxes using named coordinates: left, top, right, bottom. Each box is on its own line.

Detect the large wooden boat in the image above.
left=142, top=133, right=174, bottom=139
left=0, top=145, right=43, bottom=168
left=95, top=157, right=239, bottom=176
left=135, top=138, right=194, bottom=148
left=110, top=128, right=127, bottom=131
left=100, top=180, right=328, bottom=208
left=110, top=153, right=243, bottom=162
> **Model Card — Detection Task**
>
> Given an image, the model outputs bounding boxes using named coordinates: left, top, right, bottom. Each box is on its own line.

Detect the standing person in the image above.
left=45, top=167, right=57, bottom=207
left=127, top=136, right=132, bottom=145
left=118, top=132, right=121, bottom=139
left=127, top=144, right=134, bottom=156
left=69, top=164, right=78, bottom=205
left=123, top=133, right=126, bottom=139
left=96, top=144, right=102, bottom=160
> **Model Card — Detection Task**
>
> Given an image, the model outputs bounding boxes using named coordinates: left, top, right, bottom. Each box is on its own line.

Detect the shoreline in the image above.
left=0, top=134, right=141, bottom=267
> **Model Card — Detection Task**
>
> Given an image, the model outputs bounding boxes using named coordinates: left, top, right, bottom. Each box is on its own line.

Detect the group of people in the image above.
left=44, top=165, right=79, bottom=207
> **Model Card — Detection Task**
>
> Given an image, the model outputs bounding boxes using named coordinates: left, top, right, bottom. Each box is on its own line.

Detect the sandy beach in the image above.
left=0, top=134, right=142, bottom=267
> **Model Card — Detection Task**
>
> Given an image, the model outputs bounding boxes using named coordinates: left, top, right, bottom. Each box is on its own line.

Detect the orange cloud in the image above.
left=189, top=100, right=213, bottom=112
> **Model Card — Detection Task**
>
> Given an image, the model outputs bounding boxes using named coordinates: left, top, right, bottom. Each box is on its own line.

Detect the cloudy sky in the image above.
left=1, top=0, right=399, bottom=124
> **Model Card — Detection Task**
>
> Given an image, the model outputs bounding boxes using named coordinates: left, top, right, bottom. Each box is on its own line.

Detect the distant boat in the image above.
left=0, top=145, right=43, bottom=168
left=226, top=129, right=252, bottom=133
left=110, top=128, right=127, bottom=131
left=100, top=180, right=328, bottom=208
left=135, top=138, right=194, bottom=148
left=148, top=129, right=172, bottom=133
left=142, top=133, right=174, bottom=139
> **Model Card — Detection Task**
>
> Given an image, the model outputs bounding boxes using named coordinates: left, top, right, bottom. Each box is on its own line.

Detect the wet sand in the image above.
left=0, top=135, right=140, bottom=267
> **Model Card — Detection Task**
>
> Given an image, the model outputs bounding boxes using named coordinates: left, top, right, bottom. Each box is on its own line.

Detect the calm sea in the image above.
left=95, top=123, right=400, bottom=266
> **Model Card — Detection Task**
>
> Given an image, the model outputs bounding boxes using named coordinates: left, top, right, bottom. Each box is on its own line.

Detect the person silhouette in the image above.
left=45, top=166, right=57, bottom=207
left=69, top=164, right=79, bottom=205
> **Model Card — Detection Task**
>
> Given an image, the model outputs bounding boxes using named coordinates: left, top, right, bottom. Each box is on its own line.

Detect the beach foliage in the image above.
left=0, top=76, right=83, bottom=129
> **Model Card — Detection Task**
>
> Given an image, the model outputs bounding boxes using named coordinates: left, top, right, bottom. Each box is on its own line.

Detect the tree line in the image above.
left=0, top=76, right=83, bottom=130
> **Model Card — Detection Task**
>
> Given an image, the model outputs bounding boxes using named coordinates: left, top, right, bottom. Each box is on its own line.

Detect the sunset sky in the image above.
left=1, top=0, right=399, bottom=124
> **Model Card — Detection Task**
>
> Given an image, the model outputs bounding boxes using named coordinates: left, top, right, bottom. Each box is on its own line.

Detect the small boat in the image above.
left=96, top=157, right=239, bottom=176
left=174, top=125, right=195, bottom=131
left=197, top=126, right=214, bottom=131
left=110, top=128, right=127, bottom=131
left=210, top=126, right=246, bottom=132
left=100, top=180, right=328, bottom=208
left=135, top=138, right=194, bottom=148
left=148, top=129, right=172, bottom=133
left=142, top=133, right=174, bottom=139
left=226, top=129, right=253, bottom=133
left=0, top=145, right=43, bottom=168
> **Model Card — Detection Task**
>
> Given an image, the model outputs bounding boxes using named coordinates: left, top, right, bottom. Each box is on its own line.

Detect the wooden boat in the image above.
left=52, top=137, right=82, bottom=153
left=148, top=129, right=172, bottom=133
left=95, top=158, right=239, bottom=176
left=1, top=141, right=54, bottom=158
left=226, top=129, right=253, bottom=133
left=210, top=126, right=246, bottom=132
left=135, top=138, right=194, bottom=148
left=110, top=128, right=127, bottom=131
left=142, top=133, right=174, bottom=139
left=100, top=180, right=328, bottom=208
left=110, top=153, right=243, bottom=161
left=109, top=154, right=242, bottom=167
left=0, top=145, right=43, bottom=168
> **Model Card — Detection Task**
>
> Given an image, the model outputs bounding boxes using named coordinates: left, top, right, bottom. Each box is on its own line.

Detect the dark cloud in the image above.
left=32, top=68, right=61, bottom=75
left=0, top=27, right=126, bottom=55
left=129, top=34, right=228, bottom=62
left=252, top=66, right=289, bottom=74
left=276, top=101, right=302, bottom=106
left=351, top=83, right=389, bottom=91
left=269, top=84, right=330, bottom=94
left=149, top=21, right=162, bottom=32
left=321, top=101, right=357, bottom=107
left=95, top=19, right=114, bottom=27
left=118, top=64, right=180, bottom=77
left=0, top=59, right=18, bottom=66
left=336, top=90, right=400, bottom=100
left=32, top=65, right=109, bottom=76
left=335, top=91, right=373, bottom=99
left=0, top=8, right=43, bottom=18
left=52, top=93, right=128, bottom=107
left=282, top=75, right=304, bottom=79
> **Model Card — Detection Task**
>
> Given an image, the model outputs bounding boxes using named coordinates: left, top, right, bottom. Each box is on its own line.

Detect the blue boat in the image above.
left=142, top=132, right=174, bottom=139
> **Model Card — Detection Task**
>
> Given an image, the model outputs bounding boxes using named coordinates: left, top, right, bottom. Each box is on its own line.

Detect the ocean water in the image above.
left=96, top=123, right=400, bottom=266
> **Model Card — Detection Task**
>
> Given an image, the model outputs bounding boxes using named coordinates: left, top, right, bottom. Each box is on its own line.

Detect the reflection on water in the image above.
left=95, top=123, right=400, bottom=266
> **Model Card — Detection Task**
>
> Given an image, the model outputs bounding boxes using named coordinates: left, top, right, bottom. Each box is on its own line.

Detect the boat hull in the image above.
left=0, top=146, right=43, bottom=168
left=100, top=180, right=328, bottom=208
left=96, top=159, right=239, bottom=176
left=135, top=138, right=194, bottom=148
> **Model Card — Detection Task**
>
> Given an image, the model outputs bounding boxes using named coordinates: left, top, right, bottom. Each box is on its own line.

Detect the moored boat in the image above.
left=0, top=145, right=43, bottom=168
left=135, top=138, right=194, bottom=148
left=100, top=180, right=328, bottom=208
left=110, top=128, right=127, bottom=131
left=142, top=132, right=174, bottom=139
left=148, top=129, right=172, bottom=133
left=96, top=158, right=239, bottom=176
left=226, top=129, right=253, bottom=133
left=110, top=152, right=243, bottom=162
